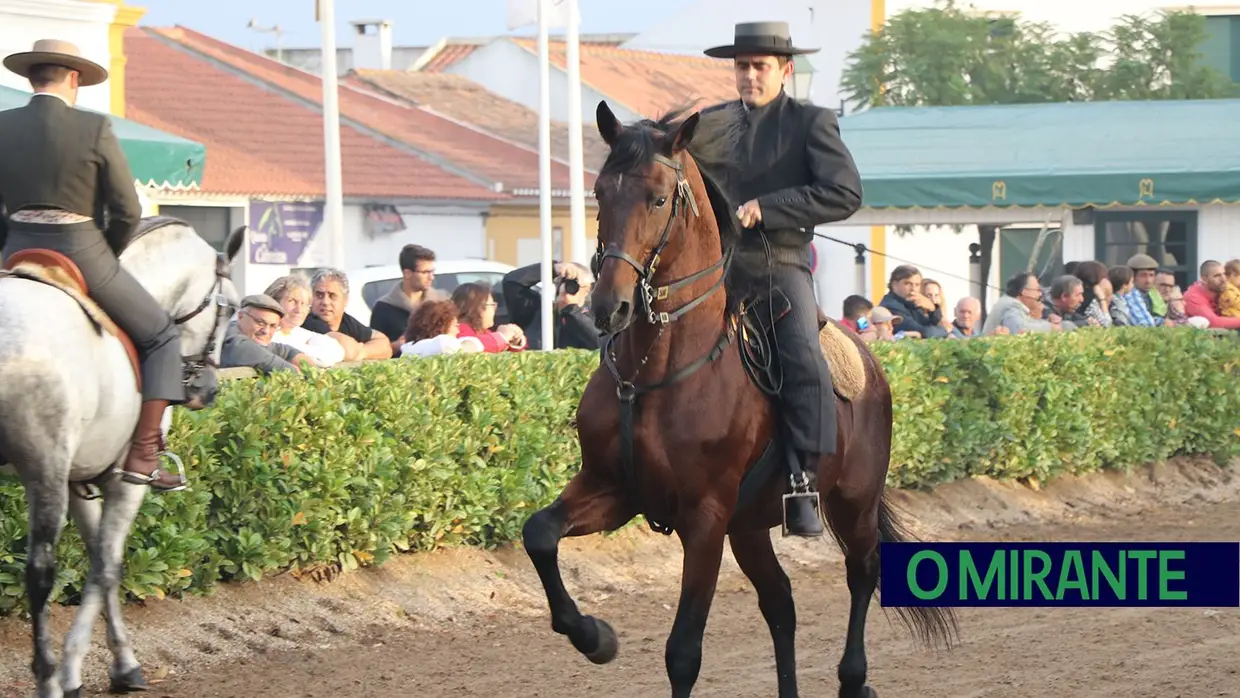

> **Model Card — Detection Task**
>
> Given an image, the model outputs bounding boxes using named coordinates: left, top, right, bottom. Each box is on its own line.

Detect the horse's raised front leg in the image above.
left=665, top=504, right=728, bottom=698
left=60, top=477, right=148, bottom=697
left=522, top=470, right=635, bottom=664
left=729, top=529, right=799, bottom=698
left=23, top=476, right=70, bottom=698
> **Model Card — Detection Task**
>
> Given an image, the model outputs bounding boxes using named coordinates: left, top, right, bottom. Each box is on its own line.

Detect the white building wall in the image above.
left=444, top=40, right=641, bottom=124
left=0, top=0, right=116, bottom=115
left=1197, top=203, right=1240, bottom=265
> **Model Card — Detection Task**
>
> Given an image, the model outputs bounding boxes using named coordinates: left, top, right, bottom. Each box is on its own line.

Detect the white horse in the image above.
left=0, top=217, right=242, bottom=698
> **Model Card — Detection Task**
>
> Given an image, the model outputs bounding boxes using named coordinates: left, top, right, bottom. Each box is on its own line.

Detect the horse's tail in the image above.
left=875, top=494, right=961, bottom=650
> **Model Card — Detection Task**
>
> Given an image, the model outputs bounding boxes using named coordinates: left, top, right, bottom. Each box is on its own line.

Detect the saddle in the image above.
left=0, top=249, right=142, bottom=390
left=736, top=289, right=867, bottom=402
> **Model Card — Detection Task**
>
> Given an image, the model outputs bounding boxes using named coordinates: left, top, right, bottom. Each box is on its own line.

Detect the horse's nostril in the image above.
left=615, top=300, right=631, bottom=320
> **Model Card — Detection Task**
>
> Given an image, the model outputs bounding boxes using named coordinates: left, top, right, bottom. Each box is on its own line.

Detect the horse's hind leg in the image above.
left=824, top=487, right=881, bottom=698
left=60, top=479, right=148, bottom=696
left=523, top=471, right=635, bottom=664
left=728, top=529, right=799, bottom=698
left=23, top=477, right=70, bottom=698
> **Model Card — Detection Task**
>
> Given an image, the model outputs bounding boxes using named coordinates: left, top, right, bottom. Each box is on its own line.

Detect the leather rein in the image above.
left=173, top=253, right=235, bottom=388
left=593, top=152, right=736, bottom=535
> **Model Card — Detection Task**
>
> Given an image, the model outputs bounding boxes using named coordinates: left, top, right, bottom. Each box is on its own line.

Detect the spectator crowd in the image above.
left=222, top=244, right=603, bottom=375
left=837, top=254, right=1240, bottom=343
left=221, top=243, right=1240, bottom=376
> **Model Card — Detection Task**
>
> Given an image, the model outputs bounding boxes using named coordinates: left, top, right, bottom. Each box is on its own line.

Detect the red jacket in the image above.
left=458, top=322, right=525, bottom=353
left=1184, top=281, right=1240, bottom=330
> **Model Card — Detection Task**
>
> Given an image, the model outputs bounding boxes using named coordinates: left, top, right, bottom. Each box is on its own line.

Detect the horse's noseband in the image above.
left=173, top=253, right=235, bottom=384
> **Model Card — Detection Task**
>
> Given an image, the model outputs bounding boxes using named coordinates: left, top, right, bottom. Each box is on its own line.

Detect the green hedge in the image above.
left=0, top=328, right=1235, bottom=614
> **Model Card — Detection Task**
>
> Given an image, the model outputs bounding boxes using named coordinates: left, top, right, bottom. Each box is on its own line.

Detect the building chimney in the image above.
left=350, top=19, right=393, bottom=71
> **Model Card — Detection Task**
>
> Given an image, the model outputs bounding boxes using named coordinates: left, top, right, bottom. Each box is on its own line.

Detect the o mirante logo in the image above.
left=880, top=542, right=1240, bottom=608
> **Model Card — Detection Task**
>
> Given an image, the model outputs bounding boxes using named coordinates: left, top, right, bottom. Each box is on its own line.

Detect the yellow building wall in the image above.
left=81, top=0, right=146, bottom=118
left=486, top=204, right=600, bottom=267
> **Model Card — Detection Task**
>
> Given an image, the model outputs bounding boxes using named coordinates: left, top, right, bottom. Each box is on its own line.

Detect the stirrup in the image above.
left=120, top=451, right=188, bottom=492
left=780, top=472, right=824, bottom=538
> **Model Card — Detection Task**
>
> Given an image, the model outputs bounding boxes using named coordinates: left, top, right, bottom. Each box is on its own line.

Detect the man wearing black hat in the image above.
left=701, top=22, right=864, bottom=537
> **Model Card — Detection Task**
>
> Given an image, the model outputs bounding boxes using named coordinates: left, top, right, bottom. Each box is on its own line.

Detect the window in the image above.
left=1093, top=211, right=1198, bottom=289
left=999, top=226, right=1065, bottom=290
left=360, top=271, right=512, bottom=325
left=158, top=205, right=233, bottom=253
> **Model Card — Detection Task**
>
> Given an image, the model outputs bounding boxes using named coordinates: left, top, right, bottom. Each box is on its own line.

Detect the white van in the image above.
left=343, top=259, right=516, bottom=327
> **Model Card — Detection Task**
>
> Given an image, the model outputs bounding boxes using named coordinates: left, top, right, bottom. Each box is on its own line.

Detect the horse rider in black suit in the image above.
left=699, top=22, right=864, bottom=537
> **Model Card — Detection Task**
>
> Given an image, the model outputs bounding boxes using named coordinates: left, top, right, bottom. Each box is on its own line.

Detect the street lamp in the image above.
left=790, top=53, right=815, bottom=102
left=247, top=18, right=284, bottom=64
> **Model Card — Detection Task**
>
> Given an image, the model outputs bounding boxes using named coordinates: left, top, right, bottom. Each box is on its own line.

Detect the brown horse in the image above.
left=521, top=100, right=958, bottom=698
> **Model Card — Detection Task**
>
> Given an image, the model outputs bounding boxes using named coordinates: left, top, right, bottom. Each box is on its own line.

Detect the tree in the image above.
left=841, top=1, right=1235, bottom=319
left=840, top=1, right=1235, bottom=109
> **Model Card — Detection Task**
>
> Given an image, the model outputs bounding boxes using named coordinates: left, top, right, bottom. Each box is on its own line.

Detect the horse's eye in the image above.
left=654, top=196, right=668, bottom=208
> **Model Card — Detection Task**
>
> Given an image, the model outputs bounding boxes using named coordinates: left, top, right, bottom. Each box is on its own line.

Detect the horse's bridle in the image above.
left=592, top=152, right=731, bottom=327
left=593, top=151, right=737, bottom=537
left=172, top=253, right=235, bottom=387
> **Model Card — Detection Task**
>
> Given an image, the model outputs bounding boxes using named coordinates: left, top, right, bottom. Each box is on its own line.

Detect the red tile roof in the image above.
left=150, top=26, right=589, bottom=196
left=414, top=34, right=632, bottom=73
left=509, top=39, right=737, bottom=118
left=347, top=70, right=610, bottom=172
left=417, top=43, right=479, bottom=72
left=124, top=28, right=500, bottom=201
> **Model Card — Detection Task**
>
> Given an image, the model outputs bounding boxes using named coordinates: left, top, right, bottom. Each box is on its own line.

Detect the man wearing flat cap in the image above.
left=0, top=40, right=190, bottom=490
left=222, top=295, right=313, bottom=374
left=700, top=22, right=864, bottom=537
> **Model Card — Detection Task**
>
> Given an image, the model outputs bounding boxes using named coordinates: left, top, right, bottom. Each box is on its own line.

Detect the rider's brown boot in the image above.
left=120, top=400, right=187, bottom=492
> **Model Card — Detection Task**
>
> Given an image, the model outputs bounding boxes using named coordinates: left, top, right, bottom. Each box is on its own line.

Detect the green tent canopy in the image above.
left=0, top=84, right=204, bottom=189
left=840, top=99, right=1240, bottom=210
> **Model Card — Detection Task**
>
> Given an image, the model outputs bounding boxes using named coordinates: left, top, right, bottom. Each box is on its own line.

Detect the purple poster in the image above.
left=248, top=200, right=325, bottom=264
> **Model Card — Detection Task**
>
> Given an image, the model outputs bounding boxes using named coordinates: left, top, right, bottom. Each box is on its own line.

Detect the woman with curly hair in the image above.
left=451, top=282, right=526, bottom=352
left=399, top=299, right=484, bottom=358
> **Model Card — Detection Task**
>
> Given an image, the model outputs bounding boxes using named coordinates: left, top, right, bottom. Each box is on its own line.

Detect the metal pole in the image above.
left=969, top=242, right=983, bottom=307
left=565, top=0, right=588, bottom=266
left=318, top=0, right=346, bottom=269
left=854, top=243, right=867, bottom=297
left=538, top=0, right=555, bottom=351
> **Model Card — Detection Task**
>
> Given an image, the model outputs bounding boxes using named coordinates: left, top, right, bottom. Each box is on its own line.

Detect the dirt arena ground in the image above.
left=1, top=456, right=1237, bottom=698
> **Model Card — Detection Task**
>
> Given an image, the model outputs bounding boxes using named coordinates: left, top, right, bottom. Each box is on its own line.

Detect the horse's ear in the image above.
left=225, top=225, right=245, bottom=263
left=664, top=112, right=700, bottom=155
left=597, top=100, right=621, bottom=146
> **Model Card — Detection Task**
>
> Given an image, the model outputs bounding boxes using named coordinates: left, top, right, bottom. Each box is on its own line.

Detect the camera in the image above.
left=560, top=277, right=580, bottom=295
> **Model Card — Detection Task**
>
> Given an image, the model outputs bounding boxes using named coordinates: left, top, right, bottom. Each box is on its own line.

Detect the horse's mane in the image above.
left=599, top=101, right=762, bottom=316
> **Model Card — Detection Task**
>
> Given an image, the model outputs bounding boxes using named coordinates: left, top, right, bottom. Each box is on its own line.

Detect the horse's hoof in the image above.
left=584, top=616, right=619, bottom=665
left=64, top=688, right=82, bottom=698
left=108, top=666, right=150, bottom=693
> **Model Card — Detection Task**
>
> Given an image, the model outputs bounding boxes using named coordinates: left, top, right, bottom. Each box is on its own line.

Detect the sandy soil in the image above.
left=1, top=456, right=1237, bottom=698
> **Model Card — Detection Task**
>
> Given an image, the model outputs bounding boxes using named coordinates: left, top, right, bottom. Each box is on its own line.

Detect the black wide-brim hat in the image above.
left=703, top=21, right=820, bottom=59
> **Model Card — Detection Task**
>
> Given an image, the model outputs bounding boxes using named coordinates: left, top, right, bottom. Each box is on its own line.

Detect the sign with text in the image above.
left=880, top=541, right=1240, bottom=608
left=248, top=200, right=325, bottom=265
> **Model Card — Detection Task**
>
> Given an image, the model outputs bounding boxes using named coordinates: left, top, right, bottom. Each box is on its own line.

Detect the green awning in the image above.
left=0, top=84, right=204, bottom=189
left=840, top=99, right=1240, bottom=210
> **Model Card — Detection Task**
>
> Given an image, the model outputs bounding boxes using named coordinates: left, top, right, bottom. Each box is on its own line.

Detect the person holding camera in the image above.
left=501, top=260, right=601, bottom=351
